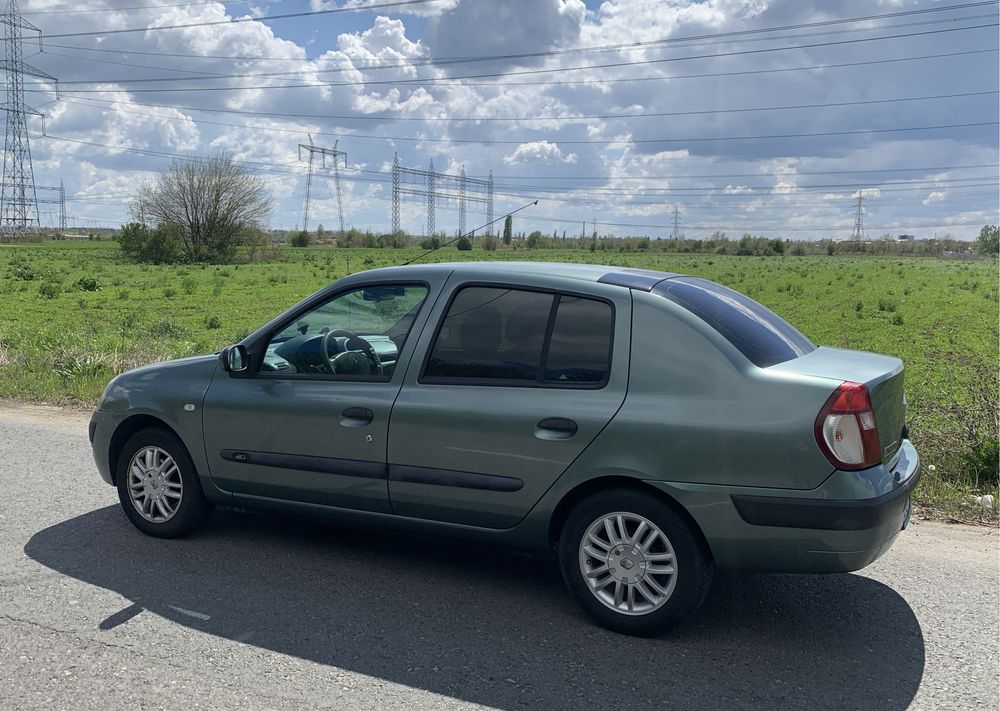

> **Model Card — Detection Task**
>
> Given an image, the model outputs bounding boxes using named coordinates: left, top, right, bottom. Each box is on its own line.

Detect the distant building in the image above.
left=897, top=234, right=915, bottom=242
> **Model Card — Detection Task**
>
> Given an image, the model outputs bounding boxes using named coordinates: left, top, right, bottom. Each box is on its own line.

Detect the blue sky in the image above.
left=12, top=0, right=1000, bottom=239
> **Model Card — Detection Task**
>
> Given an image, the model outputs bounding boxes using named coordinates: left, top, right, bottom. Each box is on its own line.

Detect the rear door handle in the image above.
left=535, top=417, right=578, bottom=440
left=340, top=407, right=374, bottom=427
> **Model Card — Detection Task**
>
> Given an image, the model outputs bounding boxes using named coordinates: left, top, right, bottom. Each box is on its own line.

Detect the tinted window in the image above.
left=654, top=277, right=815, bottom=368
left=424, top=288, right=554, bottom=382
left=424, top=287, right=614, bottom=386
left=544, top=296, right=613, bottom=384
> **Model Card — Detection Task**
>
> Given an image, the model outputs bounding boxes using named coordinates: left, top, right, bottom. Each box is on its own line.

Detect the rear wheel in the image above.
left=558, top=488, right=713, bottom=636
left=115, top=427, right=212, bottom=538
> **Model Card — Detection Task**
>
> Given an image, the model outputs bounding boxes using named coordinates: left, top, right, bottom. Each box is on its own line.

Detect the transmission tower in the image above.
left=392, top=157, right=494, bottom=236
left=671, top=204, right=681, bottom=239
left=850, top=193, right=865, bottom=240
left=298, top=135, right=347, bottom=234
left=58, top=178, right=64, bottom=231
left=426, top=160, right=436, bottom=237
left=391, top=153, right=401, bottom=234
left=458, top=167, right=467, bottom=235
left=486, top=171, right=494, bottom=235
left=1, top=0, right=55, bottom=241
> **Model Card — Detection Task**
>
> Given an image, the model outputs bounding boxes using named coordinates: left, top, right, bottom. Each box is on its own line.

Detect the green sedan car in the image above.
left=90, top=262, right=920, bottom=636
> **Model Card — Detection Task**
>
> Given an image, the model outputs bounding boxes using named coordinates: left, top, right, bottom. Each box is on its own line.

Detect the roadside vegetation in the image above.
left=0, top=239, right=996, bottom=522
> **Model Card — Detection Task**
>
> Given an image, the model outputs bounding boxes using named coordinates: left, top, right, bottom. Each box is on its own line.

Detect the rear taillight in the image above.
left=814, top=381, right=881, bottom=470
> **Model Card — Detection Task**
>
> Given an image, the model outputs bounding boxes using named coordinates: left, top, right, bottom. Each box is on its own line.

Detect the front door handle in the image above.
left=535, top=417, right=578, bottom=440
left=340, top=407, right=374, bottom=427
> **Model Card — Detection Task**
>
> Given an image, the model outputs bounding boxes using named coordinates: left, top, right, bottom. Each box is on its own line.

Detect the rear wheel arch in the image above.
left=547, top=475, right=713, bottom=562
left=109, top=415, right=186, bottom=485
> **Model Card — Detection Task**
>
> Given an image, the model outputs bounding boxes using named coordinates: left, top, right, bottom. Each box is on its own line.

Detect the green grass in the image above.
left=2, top=241, right=996, bottom=519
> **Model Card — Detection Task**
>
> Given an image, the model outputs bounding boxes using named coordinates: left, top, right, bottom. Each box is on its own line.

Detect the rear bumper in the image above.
left=731, top=467, right=918, bottom=531
left=645, top=439, right=921, bottom=574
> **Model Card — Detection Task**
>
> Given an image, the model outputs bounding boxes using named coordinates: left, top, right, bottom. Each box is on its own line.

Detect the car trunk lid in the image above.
left=769, top=346, right=906, bottom=465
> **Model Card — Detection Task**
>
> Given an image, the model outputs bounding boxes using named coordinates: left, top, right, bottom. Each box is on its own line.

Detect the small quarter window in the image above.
left=544, top=296, right=613, bottom=384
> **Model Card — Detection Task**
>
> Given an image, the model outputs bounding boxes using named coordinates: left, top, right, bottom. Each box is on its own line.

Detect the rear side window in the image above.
left=654, top=277, right=815, bottom=368
left=423, top=287, right=613, bottom=386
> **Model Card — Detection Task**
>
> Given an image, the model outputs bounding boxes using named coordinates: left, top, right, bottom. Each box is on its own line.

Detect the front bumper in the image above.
left=646, top=439, right=921, bottom=574
left=89, top=409, right=120, bottom=486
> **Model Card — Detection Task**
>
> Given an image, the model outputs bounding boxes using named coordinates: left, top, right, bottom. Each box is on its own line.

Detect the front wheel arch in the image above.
left=108, top=414, right=185, bottom=485
left=547, top=475, right=713, bottom=563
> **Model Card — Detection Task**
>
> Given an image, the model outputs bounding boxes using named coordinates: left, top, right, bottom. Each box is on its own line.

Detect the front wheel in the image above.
left=558, top=489, right=713, bottom=636
left=115, top=427, right=212, bottom=538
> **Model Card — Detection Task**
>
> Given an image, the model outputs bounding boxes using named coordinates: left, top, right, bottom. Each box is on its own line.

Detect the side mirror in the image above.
left=220, top=344, right=249, bottom=374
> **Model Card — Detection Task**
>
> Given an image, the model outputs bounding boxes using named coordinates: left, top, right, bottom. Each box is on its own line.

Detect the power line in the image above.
left=38, top=10, right=998, bottom=80
left=29, top=134, right=999, bottom=209
left=43, top=0, right=449, bottom=39
left=23, top=0, right=263, bottom=14
left=29, top=47, right=998, bottom=95
left=39, top=1, right=1000, bottom=58
left=49, top=89, right=997, bottom=127
left=36, top=23, right=1000, bottom=91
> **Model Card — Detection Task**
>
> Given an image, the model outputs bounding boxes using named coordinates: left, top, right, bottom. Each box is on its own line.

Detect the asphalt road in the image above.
left=1, top=403, right=997, bottom=711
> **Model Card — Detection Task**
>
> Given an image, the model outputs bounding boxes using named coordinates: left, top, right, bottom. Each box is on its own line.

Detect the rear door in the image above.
left=387, top=276, right=631, bottom=528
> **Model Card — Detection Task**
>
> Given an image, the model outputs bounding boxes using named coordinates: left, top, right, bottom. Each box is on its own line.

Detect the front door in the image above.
left=387, top=279, right=631, bottom=528
left=202, top=282, right=432, bottom=513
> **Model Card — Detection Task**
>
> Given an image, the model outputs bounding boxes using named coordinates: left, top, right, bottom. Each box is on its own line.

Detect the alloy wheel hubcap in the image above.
left=127, top=446, right=183, bottom=523
left=579, top=512, right=677, bottom=616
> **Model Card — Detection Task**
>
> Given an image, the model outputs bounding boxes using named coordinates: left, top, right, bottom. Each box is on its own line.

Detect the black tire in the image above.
left=558, top=488, right=713, bottom=637
left=115, top=427, right=212, bottom=538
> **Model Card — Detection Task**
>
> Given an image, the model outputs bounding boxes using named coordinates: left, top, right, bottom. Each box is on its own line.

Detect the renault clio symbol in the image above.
left=90, top=263, right=920, bottom=636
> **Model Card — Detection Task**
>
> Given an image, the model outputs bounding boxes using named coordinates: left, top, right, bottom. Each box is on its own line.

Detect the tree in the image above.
left=482, top=234, right=498, bottom=251
left=131, top=153, right=272, bottom=262
left=316, top=224, right=325, bottom=239
left=975, top=224, right=999, bottom=255
left=455, top=236, right=473, bottom=251
left=502, top=215, right=513, bottom=245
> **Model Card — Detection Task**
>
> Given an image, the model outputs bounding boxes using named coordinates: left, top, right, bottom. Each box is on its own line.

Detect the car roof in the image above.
left=356, top=261, right=685, bottom=292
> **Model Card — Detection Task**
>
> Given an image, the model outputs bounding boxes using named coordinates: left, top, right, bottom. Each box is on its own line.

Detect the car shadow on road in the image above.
left=25, top=506, right=925, bottom=710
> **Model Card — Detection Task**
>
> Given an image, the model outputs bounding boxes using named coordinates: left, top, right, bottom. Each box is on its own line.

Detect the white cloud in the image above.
left=503, top=141, right=577, bottom=165
left=724, top=185, right=753, bottom=194
left=923, top=191, right=946, bottom=205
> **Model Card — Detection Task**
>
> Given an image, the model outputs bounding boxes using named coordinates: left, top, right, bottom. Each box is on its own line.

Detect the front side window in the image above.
left=263, top=284, right=428, bottom=378
left=423, top=287, right=613, bottom=386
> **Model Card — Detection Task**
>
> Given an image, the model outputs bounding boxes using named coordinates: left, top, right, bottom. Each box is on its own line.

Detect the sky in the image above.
left=8, top=0, right=1000, bottom=239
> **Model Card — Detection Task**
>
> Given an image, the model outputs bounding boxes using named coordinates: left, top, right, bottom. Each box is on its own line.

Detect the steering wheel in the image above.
left=322, top=329, right=382, bottom=376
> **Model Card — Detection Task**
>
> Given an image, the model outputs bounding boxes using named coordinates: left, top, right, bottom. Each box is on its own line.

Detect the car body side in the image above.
left=90, top=263, right=919, bottom=573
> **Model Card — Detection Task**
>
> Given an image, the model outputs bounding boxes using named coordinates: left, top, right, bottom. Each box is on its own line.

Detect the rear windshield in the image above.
left=653, top=277, right=815, bottom=368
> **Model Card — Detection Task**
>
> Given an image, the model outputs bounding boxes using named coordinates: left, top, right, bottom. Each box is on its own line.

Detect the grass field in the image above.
left=1, top=241, right=996, bottom=519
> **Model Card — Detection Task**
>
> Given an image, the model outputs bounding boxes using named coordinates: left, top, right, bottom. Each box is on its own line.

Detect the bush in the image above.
left=116, top=222, right=182, bottom=264
left=482, top=234, right=498, bottom=251
left=204, top=315, right=223, bottom=330
left=455, top=236, right=472, bottom=251
left=420, top=237, right=440, bottom=250
left=37, top=282, right=60, bottom=299
left=877, top=298, right=897, bottom=312
left=289, top=230, right=312, bottom=248
left=75, top=277, right=100, bottom=292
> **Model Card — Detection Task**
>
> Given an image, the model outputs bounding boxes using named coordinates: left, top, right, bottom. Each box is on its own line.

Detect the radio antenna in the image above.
left=400, top=200, right=538, bottom=266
